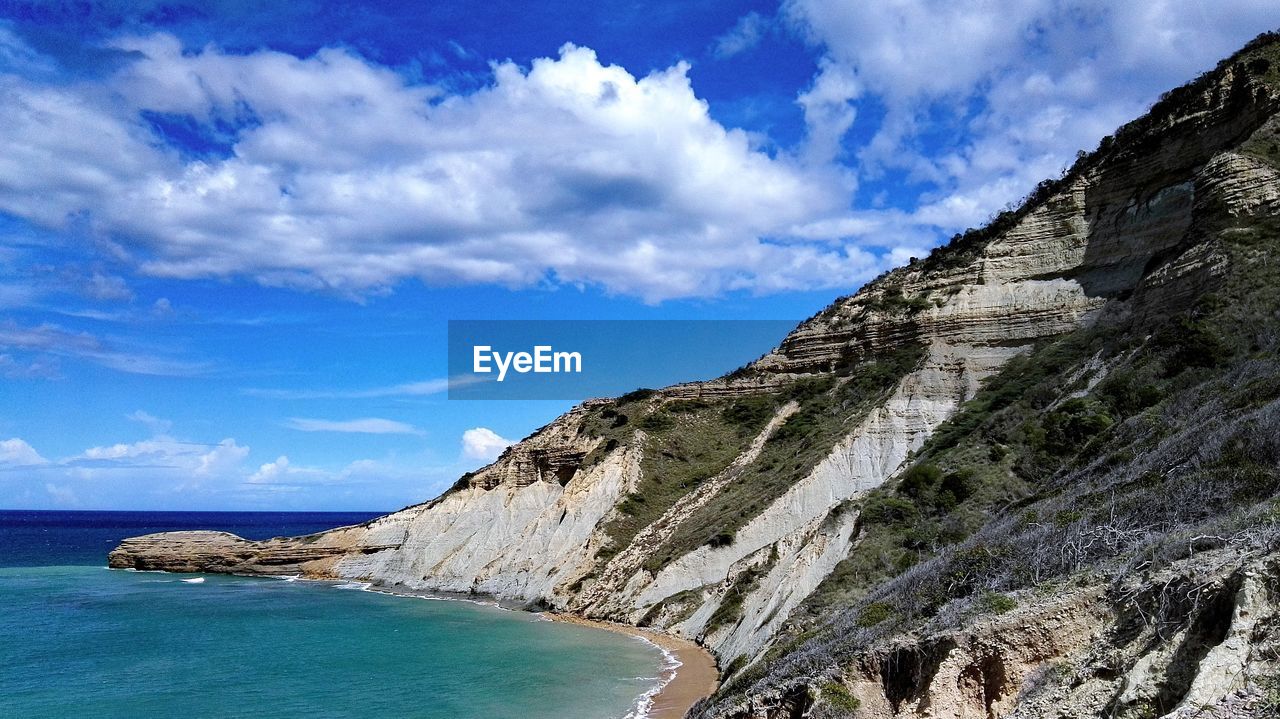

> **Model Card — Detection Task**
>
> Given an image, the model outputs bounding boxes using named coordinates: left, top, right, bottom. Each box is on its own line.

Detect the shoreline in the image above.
left=114, top=568, right=721, bottom=718
left=547, top=613, right=719, bottom=719
left=294, top=575, right=721, bottom=718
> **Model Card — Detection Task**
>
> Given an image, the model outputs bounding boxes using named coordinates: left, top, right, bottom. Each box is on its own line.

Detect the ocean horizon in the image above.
left=0, top=510, right=669, bottom=719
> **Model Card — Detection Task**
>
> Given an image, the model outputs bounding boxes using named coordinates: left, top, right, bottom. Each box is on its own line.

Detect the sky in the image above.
left=0, top=1, right=1275, bottom=511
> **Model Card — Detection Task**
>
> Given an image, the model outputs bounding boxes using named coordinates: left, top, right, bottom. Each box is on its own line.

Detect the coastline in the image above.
left=290, top=576, right=720, bottom=719
left=548, top=614, right=719, bottom=719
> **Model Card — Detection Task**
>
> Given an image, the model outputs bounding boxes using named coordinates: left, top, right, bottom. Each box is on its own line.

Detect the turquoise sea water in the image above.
left=0, top=511, right=667, bottom=719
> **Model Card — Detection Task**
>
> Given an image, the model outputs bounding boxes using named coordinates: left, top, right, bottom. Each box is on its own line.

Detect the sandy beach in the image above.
left=549, top=614, right=720, bottom=719
left=352, top=582, right=719, bottom=717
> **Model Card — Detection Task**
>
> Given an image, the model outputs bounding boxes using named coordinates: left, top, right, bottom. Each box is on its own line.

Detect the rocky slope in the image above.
left=111, top=33, right=1280, bottom=718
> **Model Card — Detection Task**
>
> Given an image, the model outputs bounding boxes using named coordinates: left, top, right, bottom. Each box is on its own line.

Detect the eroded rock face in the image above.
left=713, top=551, right=1280, bottom=719
left=111, top=36, right=1280, bottom=719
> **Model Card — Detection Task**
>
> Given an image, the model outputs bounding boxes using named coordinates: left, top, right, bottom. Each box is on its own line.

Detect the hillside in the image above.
left=111, top=33, right=1280, bottom=718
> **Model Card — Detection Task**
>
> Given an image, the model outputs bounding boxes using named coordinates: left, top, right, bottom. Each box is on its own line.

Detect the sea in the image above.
left=0, top=510, right=670, bottom=719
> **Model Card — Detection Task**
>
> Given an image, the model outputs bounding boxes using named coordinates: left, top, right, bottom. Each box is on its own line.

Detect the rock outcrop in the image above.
left=108, top=529, right=398, bottom=575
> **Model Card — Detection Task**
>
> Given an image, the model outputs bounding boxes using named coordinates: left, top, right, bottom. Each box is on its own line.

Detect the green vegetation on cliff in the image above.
left=700, top=34, right=1280, bottom=718
left=644, top=344, right=926, bottom=572
left=722, top=214, right=1280, bottom=713
left=581, top=394, right=772, bottom=563
left=578, top=341, right=925, bottom=575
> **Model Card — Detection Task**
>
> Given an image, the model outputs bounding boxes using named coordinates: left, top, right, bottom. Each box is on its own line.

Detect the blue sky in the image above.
left=0, top=1, right=1275, bottom=510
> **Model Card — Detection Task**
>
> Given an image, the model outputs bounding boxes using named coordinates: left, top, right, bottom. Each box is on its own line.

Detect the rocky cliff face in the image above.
left=111, top=34, right=1280, bottom=719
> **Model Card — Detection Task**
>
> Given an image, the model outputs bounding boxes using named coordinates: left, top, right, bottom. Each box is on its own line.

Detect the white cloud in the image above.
left=796, top=57, right=861, bottom=165
left=285, top=417, right=422, bottom=434
left=0, top=426, right=452, bottom=509
left=0, top=35, right=881, bottom=302
left=247, top=455, right=400, bottom=486
left=461, top=427, right=512, bottom=462
left=83, top=272, right=134, bottom=302
left=786, top=0, right=1053, bottom=106
left=2, top=11, right=1270, bottom=309
left=44, top=483, right=77, bottom=506
left=76, top=436, right=249, bottom=476
left=0, top=438, right=48, bottom=466
left=713, top=12, right=770, bottom=59
left=0, top=320, right=207, bottom=376
left=784, top=0, right=1279, bottom=230
left=127, top=410, right=173, bottom=434
left=245, top=377, right=454, bottom=400
left=0, top=352, right=60, bottom=379
left=0, top=282, right=39, bottom=309
left=248, top=455, right=290, bottom=483
left=193, top=439, right=251, bottom=476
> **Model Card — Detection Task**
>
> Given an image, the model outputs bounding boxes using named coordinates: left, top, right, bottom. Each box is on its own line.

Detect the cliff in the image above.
left=111, top=33, right=1280, bottom=719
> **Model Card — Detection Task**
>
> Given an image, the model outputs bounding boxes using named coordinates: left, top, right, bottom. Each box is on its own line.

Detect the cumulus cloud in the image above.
left=248, top=455, right=290, bottom=483
left=76, top=436, right=249, bottom=476
left=247, top=454, right=383, bottom=486
left=0, top=426, right=448, bottom=508
left=0, top=438, right=48, bottom=466
left=285, top=417, right=422, bottom=434
left=1, top=431, right=254, bottom=500
left=461, top=427, right=512, bottom=461
left=784, top=0, right=1279, bottom=230
left=3, top=10, right=1270, bottom=308
left=0, top=34, right=886, bottom=302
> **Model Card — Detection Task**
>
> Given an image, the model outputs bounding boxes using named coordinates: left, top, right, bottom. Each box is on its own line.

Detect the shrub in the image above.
left=819, top=681, right=861, bottom=712
left=1042, top=399, right=1114, bottom=455
left=618, top=493, right=647, bottom=515
left=936, top=469, right=976, bottom=510
left=784, top=376, right=836, bottom=403
left=855, top=601, right=895, bottom=627
left=637, top=412, right=675, bottom=431
left=722, top=396, right=776, bottom=429
left=978, top=591, right=1017, bottom=614
left=898, top=464, right=976, bottom=513
left=1053, top=510, right=1083, bottom=527
left=872, top=289, right=931, bottom=315
left=1153, top=317, right=1231, bottom=375
left=449, top=471, right=476, bottom=492
left=723, top=655, right=749, bottom=678
left=617, top=388, right=656, bottom=404
left=1096, top=370, right=1163, bottom=416
left=861, top=496, right=919, bottom=525
left=667, top=399, right=711, bottom=413
left=899, top=463, right=943, bottom=498
left=708, top=531, right=735, bottom=548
